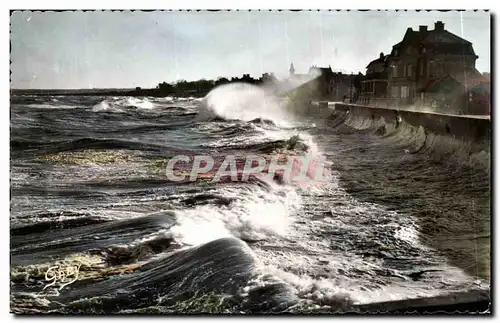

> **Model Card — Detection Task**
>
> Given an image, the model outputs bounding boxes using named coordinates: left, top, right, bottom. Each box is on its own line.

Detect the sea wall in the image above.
left=333, top=103, right=491, bottom=144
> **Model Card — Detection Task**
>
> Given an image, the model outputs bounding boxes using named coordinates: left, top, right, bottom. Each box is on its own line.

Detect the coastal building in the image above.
left=359, top=53, right=389, bottom=105
left=308, top=65, right=335, bottom=100
left=308, top=66, right=360, bottom=102
left=332, top=72, right=362, bottom=103
left=361, top=21, right=490, bottom=115
left=282, top=64, right=362, bottom=105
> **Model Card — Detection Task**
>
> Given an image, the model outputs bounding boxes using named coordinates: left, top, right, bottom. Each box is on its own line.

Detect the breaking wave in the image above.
left=92, top=97, right=155, bottom=112
left=10, top=94, right=490, bottom=314
left=197, top=83, right=295, bottom=127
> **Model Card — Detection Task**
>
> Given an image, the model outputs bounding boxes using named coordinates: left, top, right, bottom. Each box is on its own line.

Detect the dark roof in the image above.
left=366, top=55, right=388, bottom=68
left=309, top=66, right=334, bottom=76
left=422, top=30, right=471, bottom=45
left=390, top=26, right=473, bottom=56
left=431, top=43, right=476, bottom=55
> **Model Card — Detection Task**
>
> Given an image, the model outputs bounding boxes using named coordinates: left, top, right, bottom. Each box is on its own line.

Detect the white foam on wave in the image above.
left=240, top=166, right=487, bottom=308
left=92, top=100, right=124, bottom=113
left=198, top=83, right=296, bottom=127
left=126, top=97, right=154, bottom=110
left=167, top=178, right=302, bottom=247
left=92, top=97, right=155, bottom=112
left=202, top=125, right=294, bottom=149
left=252, top=229, right=485, bottom=308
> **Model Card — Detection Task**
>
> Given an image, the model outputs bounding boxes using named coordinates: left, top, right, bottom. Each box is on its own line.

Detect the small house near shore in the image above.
left=359, top=52, right=390, bottom=105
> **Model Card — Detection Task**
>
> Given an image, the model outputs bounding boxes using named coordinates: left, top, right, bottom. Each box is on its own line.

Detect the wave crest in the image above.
left=92, top=97, right=155, bottom=113
left=197, top=83, right=294, bottom=127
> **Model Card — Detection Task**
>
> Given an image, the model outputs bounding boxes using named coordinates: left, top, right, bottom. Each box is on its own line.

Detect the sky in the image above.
left=10, top=10, right=490, bottom=89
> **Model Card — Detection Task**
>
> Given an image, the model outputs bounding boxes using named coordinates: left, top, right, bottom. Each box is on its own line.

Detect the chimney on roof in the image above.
left=419, top=25, right=428, bottom=32
left=379, top=52, right=384, bottom=59
left=434, top=21, right=445, bottom=31
left=407, top=27, right=413, bottom=33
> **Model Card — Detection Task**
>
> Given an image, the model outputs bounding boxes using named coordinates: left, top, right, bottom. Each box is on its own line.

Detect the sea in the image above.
left=10, top=83, right=490, bottom=314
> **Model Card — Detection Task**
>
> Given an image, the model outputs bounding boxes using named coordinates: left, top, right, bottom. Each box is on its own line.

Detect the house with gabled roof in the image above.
left=361, top=21, right=489, bottom=115
left=359, top=52, right=390, bottom=105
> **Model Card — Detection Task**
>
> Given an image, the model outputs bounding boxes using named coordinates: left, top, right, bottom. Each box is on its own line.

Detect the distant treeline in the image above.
left=11, top=73, right=279, bottom=97
left=154, top=73, right=278, bottom=96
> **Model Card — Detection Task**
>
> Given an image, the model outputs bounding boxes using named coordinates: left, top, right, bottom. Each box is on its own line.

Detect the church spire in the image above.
left=289, top=62, right=295, bottom=76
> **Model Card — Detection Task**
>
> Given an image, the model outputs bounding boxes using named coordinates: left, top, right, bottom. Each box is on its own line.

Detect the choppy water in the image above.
left=10, top=85, right=490, bottom=314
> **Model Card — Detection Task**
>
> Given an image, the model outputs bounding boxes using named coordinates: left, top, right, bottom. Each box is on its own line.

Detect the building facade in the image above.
left=308, top=66, right=360, bottom=102
left=359, top=52, right=389, bottom=105
left=308, top=66, right=335, bottom=100
left=361, top=21, right=489, bottom=115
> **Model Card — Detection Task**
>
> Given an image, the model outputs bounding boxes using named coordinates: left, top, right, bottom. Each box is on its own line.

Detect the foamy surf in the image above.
left=92, top=97, right=155, bottom=112
left=198, top=83, right=296, bottom=127
left=168, top=179, right=301, bottom=246
left=10, top=94, right=490, bottom=314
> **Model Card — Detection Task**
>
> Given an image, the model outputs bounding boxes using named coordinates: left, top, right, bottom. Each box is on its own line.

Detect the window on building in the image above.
left=403, top=64, right=407, bottom=77
left=391, top=86, right=399, bottom=98
left=408, top=64, right=413, bottom=77
left=401, top=86, right=409, bottom=98
left=392, top=64, right=398, bottom=78
left=419, top=63, right=424, bottom=76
